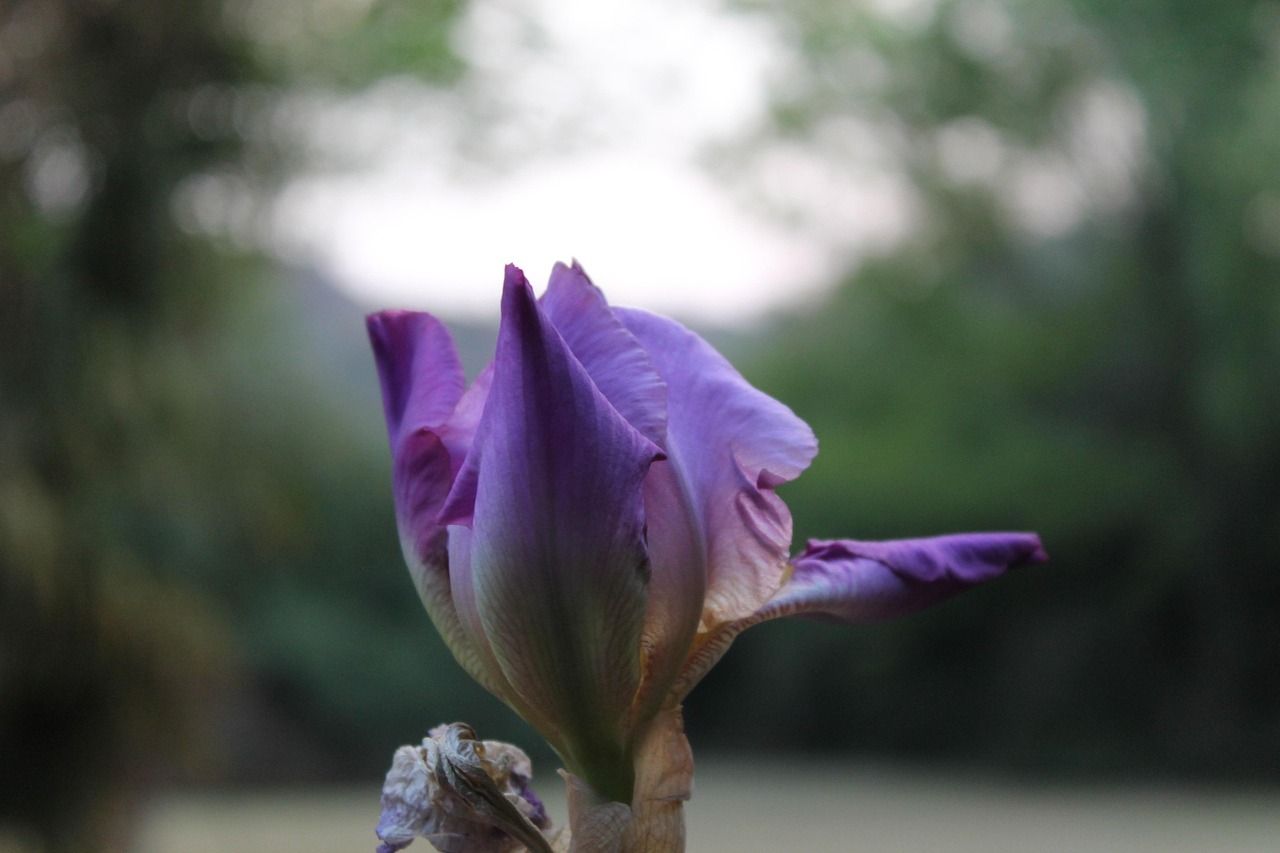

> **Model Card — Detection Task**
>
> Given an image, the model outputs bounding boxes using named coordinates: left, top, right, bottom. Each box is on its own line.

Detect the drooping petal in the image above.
left=464, top=265, right=664, bottom=803
left=776, top=534, right=1048, bottom=624
left=673, top=533, right=1047, bottom=695
left=367, top=312, right=508, bottom=699
left=616, top=308, right=818, bottom=627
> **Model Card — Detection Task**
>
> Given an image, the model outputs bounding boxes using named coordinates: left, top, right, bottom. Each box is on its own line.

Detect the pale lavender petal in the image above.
left=465, top=265, right=663, bottom=803
left=616, top=308, right=818, bottom=626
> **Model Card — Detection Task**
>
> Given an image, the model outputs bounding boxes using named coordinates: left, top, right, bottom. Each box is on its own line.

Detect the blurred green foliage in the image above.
left=0, top=0, right=269, bottom=846
left=688, top=0, right=1280, bottom=778
left=0, top=0, right=470, bottom=849
left=241, top=0, right=466, bottom=88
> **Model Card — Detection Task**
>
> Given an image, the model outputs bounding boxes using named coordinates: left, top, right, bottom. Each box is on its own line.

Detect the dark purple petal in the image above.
left=766, top=533, right=1047, bottom=625
left=463, top=265, right=663, bottom=803
left=616, top=308, right=818, bottom=626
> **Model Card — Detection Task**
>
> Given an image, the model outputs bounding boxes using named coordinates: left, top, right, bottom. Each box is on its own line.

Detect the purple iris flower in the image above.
left=367, top=262, right=1045, bottom=827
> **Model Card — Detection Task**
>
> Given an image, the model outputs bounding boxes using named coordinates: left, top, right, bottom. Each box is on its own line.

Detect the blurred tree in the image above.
left=693, top=0, right=1280, bottom=777
left=0, top=1, right=268, bottom=847
left=0, top=0, right=469, bottom=849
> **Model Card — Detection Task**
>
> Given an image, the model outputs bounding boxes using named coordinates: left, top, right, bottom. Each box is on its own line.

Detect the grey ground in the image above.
left=37, top=761, right=1280, bottom=852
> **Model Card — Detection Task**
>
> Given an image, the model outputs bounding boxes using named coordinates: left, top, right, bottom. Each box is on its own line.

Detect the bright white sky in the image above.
left=270, top=0, right=858, bottom=324
left=252, top=0, right=1130, bottom=323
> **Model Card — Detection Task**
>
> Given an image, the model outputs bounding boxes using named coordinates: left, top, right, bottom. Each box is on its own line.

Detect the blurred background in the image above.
left=3, top=0, right=1280, bottom=850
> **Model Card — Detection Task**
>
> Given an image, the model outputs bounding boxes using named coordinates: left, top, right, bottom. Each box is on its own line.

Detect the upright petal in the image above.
left=674, top=533, right=1047, bottom=695
left=465, top=266, right=663, bottom=803
left=540, top=261, right=667, bottom=448
left=540, top=264, right=701, bottom=722
left=367, top=310, right=466, bottom=444
left=616, top=308, right=818, bottom=627
left=626, top=460, right=705, bottom=725
left=435, top=364, right=493, bottom=528
left=367, top=310, right=466, bottom=565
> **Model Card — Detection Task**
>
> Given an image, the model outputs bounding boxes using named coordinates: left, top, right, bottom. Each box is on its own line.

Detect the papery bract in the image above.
left=368, top=261, right=1046, bottom=852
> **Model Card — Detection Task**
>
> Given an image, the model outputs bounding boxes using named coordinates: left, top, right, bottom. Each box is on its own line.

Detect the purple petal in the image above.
left=764, top=533, right=1047, bottom=625
left=539, top=264, right=702, bottom=719
left=616, top=308, right=818, bottom=626
left=367, top=311, right=465, bottom=563
left=367, top=310, right=466, bottom=443
left=366, top=311, right=508, bottom=700
left=628, top=458, right=706, bottom=722
left=463, top=265, right=663, bottom=801
left=434, top=364, right=492, bottom=528
left=674, top=533, right=1046, bottom=695
left=540, top=260, right=667, bottom=448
